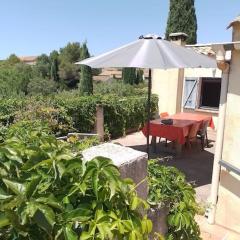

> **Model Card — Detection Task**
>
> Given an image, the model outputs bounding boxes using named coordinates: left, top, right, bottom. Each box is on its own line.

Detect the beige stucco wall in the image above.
left=216, top=23, right=240, bottom=234
left=184, top=67, right=222, bottom=78
left=152, top=69, right=181, bottom=115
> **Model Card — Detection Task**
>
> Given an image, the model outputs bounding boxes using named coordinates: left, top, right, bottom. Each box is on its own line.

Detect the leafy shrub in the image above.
left=14, top=97, right=73, bottom=136
left=0, top=98, right=24, bottom=125
left=54, top=95, right=99, bottom=133
left=102, top=95, right=158, bottom=138
left=0, top=122, right=152, bottom=239
left=0, top=92, right=158, bottom=139
left=27, top=77, right=58, bottom=96
left=94, top=80, right=148, bottom=97
left=148, top=160, right=201, bottom=240
left=0, top=63, right=32, bottom=97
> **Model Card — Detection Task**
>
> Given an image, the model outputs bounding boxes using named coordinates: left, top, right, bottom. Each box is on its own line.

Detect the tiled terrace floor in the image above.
left=112, top=129, right=240, bottom=240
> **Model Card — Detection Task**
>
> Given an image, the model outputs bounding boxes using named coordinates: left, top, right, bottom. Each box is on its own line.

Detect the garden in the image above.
left=0, top=121, right=202, bottom=240
left=0, top=39, right=203, bottom=239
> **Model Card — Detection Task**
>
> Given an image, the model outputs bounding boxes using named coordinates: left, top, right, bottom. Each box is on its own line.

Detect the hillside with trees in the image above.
left=0, top=42, right=92, bottom=96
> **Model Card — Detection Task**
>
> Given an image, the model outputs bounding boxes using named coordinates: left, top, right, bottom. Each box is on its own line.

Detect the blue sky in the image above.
left=0, top=0, right=239, bottom=59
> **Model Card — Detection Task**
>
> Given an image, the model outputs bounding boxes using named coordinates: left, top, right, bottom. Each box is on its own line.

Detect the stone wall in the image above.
left=82, top=143, right=168, bottom=237
left=82, top=143, right=148, bottom=200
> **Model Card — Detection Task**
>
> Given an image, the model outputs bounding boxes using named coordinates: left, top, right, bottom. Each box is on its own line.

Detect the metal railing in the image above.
left=219, top=160, right=240, bottom=176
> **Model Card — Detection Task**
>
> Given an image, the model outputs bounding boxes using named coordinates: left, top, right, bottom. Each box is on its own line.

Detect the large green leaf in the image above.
left=0, top=212, right=10, bottom=227
left=25, top=176, right=41, bottom=198
left=63, top=207, right=92, bottom=222
left=63, top=224, right=78, bottom=240
left=2, top=178, right=26, bottom=196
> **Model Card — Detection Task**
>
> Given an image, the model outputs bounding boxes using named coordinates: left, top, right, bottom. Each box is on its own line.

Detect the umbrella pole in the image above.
left=146, top=68, right=152, bottom=159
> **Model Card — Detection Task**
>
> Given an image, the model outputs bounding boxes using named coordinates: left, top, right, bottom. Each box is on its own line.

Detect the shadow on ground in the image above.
left=130, top=142, right=214, bottom=188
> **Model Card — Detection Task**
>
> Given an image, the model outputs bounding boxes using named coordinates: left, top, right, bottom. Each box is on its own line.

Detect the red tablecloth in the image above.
left=142, top=112, right=214, bottom=145
left=142, top=119, right=195, bottom=144
left=169, top=112, right=215, bottom=129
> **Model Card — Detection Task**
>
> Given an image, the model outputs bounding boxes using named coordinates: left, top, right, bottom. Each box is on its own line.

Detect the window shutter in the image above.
left=183, top=78, right=198, bottom=109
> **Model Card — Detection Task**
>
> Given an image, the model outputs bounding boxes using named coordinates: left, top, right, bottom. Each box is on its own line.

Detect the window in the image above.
left=183, top=77, right=222, bottom=110
left=200, top=78, right=221, bottom=109
left=183, top=78, right=198, bottom=109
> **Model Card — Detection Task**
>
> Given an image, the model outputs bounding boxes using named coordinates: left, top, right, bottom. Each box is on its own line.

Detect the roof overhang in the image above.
left=187, top=41, right=240, bottom=51
left=227, top=16, right=240, bottom=29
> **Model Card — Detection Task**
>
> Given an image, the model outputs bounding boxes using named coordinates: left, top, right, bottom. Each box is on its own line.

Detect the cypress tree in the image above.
left=79, top=43, right=93, bottom=95
left=135, top=69, right=143, bottom=84
left=122, top=68, right=136, bottom=85
left=165, top=0, right=197, bottom=44
left=50, top=50, right=59, bottom=82
left=50, top=59, right=59, bottom=82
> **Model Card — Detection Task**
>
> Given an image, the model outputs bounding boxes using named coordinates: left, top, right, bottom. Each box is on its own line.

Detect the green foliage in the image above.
left=59, top=42, right=81, bottom=63
left=54, top=95, right=98, bottom=133
left=27, top=77, right=58, bottom=96
left=122, top=68, right=136, bottom=85
left=94, top=80, right=147, bottom=97
left=0, top=123, right=152, bottom=239
left=14, top=97, right=73, bottom=136
left=102, top=94, right=158, bottom=138
left=68, top=135, right=100, bottom=151
left=49, top=51, right=60, bottom=83
left=135, top=69, right=144, bottom=84
left=0, top=98, right=23, bottom=125
left=50, top=59, right=59, bottom=82
left=165, top=0, right=197, bottom=44
left=0, top=92, right=158, bottom=139
left=79, top=43, right=93, bottom=95
left=58, top=61, right=80, bottom=89
left=148, top=160, right=201, bottom=240
left=6, top=54, right=21, bottom=65
left=35, top=54, right=51, bottom=78
left=122, top=68, right=143, bottom=85
left=58, top=42, right=82, bottom=89
left=0, top=63, right=33, bottom=97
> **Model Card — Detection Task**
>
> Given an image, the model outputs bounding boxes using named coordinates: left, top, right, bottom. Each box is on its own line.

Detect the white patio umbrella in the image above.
left=76, top=34, right=216, bottom=157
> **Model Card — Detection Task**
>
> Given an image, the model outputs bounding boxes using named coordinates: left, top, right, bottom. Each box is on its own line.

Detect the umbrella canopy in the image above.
left=76, top=34, right=217, bottom=158
left=76, top=34, right=216, bottom=69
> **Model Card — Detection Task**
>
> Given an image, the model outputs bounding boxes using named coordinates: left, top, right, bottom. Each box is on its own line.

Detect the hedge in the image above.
left=0, top=94, right=158, bottom=139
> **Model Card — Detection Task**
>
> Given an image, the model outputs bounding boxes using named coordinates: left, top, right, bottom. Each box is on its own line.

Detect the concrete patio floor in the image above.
left=112, top=129, right=240, bottom=240
left=113, top=129, right=216, bottom=200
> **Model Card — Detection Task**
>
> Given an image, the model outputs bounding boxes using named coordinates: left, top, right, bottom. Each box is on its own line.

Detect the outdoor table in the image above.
left=168, top=112, right=215, bottom=129
left=142, top=112, right=214, bottom=154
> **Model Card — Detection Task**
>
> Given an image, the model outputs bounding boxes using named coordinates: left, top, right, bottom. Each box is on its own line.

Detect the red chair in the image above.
left=160, top=112, right=169, bottom=119
left=186, top=122, right=201, bottom=149
left=197, top=120, right=210, bottom=150
left=159, top=112, right=169, bottom=146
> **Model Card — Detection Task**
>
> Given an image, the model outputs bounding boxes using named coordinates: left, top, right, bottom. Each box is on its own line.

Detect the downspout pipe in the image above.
left=207, top=46, right=230, bottom=224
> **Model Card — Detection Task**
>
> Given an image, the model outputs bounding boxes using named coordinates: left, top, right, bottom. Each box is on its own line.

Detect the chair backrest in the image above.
left=188, top=122, right=201, bottom=140
left=198, top=120, right=209, bottom=136
left=160, top=112, right=169, bottom=119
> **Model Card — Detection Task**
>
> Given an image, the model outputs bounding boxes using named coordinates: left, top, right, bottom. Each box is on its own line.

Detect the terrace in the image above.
left=113, top=129, right=240, bottom=240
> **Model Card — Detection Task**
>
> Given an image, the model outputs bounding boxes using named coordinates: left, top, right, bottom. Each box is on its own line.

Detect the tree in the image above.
left=35, top=54, right=51, bottom=78
left=49, top=51, right=60, bottom=82
left=58, top=42, right=82, bottom=88
left=79, top=43, right=93, bottom=95
left=50, top=59, right=59, bottom=82
left=6, top=54, right=20, bottom=65
left=122, top=68, right=136, bottom=85
left=135, top=69, right=144, bottom=84
left=27, top=76, right=57, bottom=95
left=165, top=0, right=197, bottom=44
left=0, top=63, right=33, bottom=96
left=59, top=42, right=81, bottom=63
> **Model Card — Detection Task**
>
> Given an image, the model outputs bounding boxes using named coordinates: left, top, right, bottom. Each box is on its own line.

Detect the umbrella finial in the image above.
left=139, top=34, right=162, bottom=40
